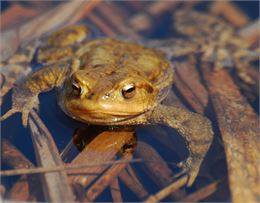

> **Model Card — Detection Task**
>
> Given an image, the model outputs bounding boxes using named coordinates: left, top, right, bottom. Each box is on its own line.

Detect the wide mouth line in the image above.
left=71, top=109, right=145, bottom=125
left=72, top=107, right=143, bottom=117
left=104, top=112, right=145, bottom=123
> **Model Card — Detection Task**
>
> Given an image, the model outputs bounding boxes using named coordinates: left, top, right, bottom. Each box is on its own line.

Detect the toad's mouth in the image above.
left=63, top=106, right=146, bottom=125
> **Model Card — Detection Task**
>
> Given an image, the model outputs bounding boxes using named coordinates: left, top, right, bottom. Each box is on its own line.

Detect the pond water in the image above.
left=1, top=1, right=259, bottom=202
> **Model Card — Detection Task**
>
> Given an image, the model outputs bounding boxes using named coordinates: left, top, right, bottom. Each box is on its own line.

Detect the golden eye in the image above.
left=122, top=83, right=136, bottom=99
left=72, top=81, right=81, bottom=96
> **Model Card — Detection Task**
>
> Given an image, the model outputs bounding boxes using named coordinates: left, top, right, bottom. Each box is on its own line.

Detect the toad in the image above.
left=1, top=25, right=213, bottom=186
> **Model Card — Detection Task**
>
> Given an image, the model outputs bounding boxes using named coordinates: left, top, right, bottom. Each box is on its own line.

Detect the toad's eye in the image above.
left=122, top=83, right=136, bottom=99
left=72, top=81, right=81, bottom=96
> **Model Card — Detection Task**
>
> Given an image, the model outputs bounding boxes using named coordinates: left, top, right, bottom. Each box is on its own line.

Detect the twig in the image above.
left=110, top=177, right=123, bottom=203
left=209, top=1, right=249, bottom=27
left=1, top=3, right=39, bottom=30
left=2, top=139, right=33, bottom=169
left=95, top=3, right=141, bottom=40
left=135, top=141, right=186, bottom=200
left=128, top=1, right=180, bottom=32
left=239, top=20, right=260, bottom=45
left=0, top=184, right=6, bottom=196
left=67, top=0, right=102, bottom=24
left=84, top=153, right=133, bottom=202
left=118, top=167, right=149, bottom=200
left=147, top=1, right=179, bottom=16
left=179, top=179, right=223, bottom=202
left=175, top=62, right=208, bottom=114
left=0, top=158, right=143, bottom=176
left=144, top=175, right=189, bottom=203
left=88, top=13, right=117, bottom=37
left=2, top=139, right=38, bottom=201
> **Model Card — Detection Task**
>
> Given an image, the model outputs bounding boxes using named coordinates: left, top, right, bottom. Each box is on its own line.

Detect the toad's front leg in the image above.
left=148, top=104, right=213, bottom=186
left=1, top=62, right=71, bottom=127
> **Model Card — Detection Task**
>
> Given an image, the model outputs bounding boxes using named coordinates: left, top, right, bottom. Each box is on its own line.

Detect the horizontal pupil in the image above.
left=72, top=83, right=80, bottom=90
left=124, top=87, right=135, bottom=93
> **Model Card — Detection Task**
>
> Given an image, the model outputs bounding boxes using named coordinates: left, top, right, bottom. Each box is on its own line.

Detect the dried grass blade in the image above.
left=175, top=62, right=208, bottom=114
left=135, top=141, right=186, bottom=200
left=69, top=130, right=135, bottom=189
left=144, top=175, right=188, bottom=203
left=209, top=1, right=249, bottom=27
left=110, top=177, right=123, bottom=203
left=0, top=159, right=143, bottom=176
left=84, top=153, right=133, bottom=202
left=2, top=139, right=38, bottom=201
left=179, top=179, right=222, bottom=202
left=118, top=167, right=149, bottom=200
left=28, top=110, right=74, bottom=202
left=1, top=1, right=94, bottom=61
left=201, top=64, right=260, bottom=203
left=239, top=20, right=260, bottom=45
left=95, top=3, right=141, bottom=40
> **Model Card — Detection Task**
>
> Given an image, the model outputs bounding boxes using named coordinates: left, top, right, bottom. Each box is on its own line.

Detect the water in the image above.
left=1, top=1, right=259, bottom=202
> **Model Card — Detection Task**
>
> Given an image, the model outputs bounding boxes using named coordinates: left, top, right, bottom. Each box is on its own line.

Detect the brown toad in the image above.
left=1, top=25, right=213, bottom=186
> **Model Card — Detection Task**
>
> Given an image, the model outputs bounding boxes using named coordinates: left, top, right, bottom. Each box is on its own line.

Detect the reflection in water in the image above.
left=1, top=64, right=226, bottom=202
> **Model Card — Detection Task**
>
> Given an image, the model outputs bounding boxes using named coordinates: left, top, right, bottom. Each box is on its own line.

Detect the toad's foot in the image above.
left=175, top=157, right=202, bottom=186
left=1, top=63, right=70, bottom=127
left=148, top=104, right=214, bottom=186
left=1, top=91, right=39, bottom=127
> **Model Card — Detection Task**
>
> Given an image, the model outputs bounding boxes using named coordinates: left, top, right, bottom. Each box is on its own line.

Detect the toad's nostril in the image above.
left=86, top=92, right=95, bottom=100
left=102, top=93, right=110, bottom=100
